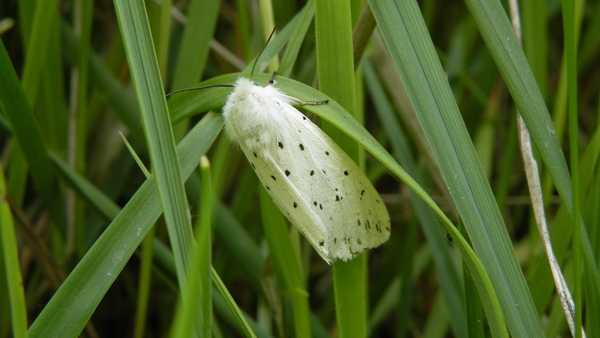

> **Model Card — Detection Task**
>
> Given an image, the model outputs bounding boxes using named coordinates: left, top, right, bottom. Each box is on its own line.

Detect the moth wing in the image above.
left=257, top=101, right=390, bottom=261
left=238, top=142, right=333, bottom=262
left=280, top=104, right=390, bottom=260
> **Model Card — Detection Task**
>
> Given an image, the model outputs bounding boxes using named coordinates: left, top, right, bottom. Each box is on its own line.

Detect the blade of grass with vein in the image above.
left=0, top=158, right=28, bottom=338
left=113, top=0, right=194, bottom=296
left=467, top=0, right=600, bottom=332
left=171, top=157, right=214, bottom=337
left=260, top=188, right=310, bottom=338
left=214, top=204, right=265, bottom=292
left=278, top=0, right=315, bottom=77
left=562, top=0, right=582, bottom=333
left=0, top=40, right=66, bottom=228
left=39, top=23, right=68, bottom=152
left=171, top=0, right=221, bottom=91
left=528, top=127, right=600, bottom=314
left=20, top=0, right=57, bottom=106
left=148, top=240, right=267, bottom=337
left=60, top=21, right=147, bottom=147
left=463, top=0, right=573, bottom=216
left=27, top=113, right=222, bottom=337
left=52, top=138, right=269, bottom=338
left=315, top=1, right=366, bottom=337
left=369, top=0, right=544, bottom=335
left=364, top=59, right=466, bottom=337
left=211, top=268, right=259, bottom=338
left=197, top=157, right=213, bottom=337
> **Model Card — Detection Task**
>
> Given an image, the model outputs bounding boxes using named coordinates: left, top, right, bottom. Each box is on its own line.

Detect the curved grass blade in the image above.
left=27, top=114, right=222, bottom=337
left=368, top=0, right=541, bottom=335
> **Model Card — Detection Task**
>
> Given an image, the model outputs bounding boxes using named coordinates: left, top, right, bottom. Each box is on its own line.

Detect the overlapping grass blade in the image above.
left=369, top=0, right=545, bottom=335
left=27, top=114, right=222, bottom=337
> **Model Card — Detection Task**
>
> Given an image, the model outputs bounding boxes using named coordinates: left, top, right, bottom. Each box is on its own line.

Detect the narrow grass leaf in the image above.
left=60, top=21, right=147, bottom=147
left=278, top=0, right=315, bottom=77
left=171, top=0, right=221, bottom=91
left=113, top=0, right=195, bottom=296
left=0, top=158, right=28, bottom=338
left=369, top=0, right=532, bottom=335
left=27, top=114, right=222, bottom=337
left=0, top=40, right=66, bottom=228
left=314, top=1, right=366, bottom=337
left=20, top=0, right=57, bottom=106
left=211, top=268, right=258, bottom=338
left=364, top=59, right=466, bottom=337
left=259, top=188, right=311, bottom=338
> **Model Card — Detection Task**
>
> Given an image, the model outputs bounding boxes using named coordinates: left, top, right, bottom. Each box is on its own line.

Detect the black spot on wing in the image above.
left=271, top=175, right=276, bottom=180
left=310, top=170, right=315, bottom=176
left=253, top=152, right=257, bottom=158
left=278, top=142, right=283, bottom=149
left=299, top=143, right=305, bottom=150
left=344, top=170, right=349, bottom=176
left=293, top=202, right=297, bottom=208
left=251, top=163, right=256, bottom=169
left=325, top=151, right=329, bottom=156
left=285, top=170, right=290, bottom=176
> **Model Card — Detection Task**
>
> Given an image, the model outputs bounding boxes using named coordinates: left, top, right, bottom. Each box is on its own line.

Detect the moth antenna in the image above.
left=250, top=16, right=282, bottom=80
left=165, top=84, right=235, bottom=98
left=269, top=71, right=277, bottom=85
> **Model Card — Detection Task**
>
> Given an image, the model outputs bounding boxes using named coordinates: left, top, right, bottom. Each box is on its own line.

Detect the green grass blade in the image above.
left=0, top=158, right=28, bottom=338
left=171, top=0, right=221, bottom=91
left=214, top=203, right=265, bottom=292
left=259, top=188, right=310, bottom=338
left=171, top=157, right=214, bottom=337
left=114, top=0, right=195, bottom=296
left=364, top=59, right=466, bottom=337
left=368, top=0, right=536, bottom=335
left=27, top=113, right=222, bottom=337
left=315, top=1, right=366, bottom=337
left=562, top=0, right=582, bottom=334
left=463, top=0, right=570, bottom=211
left=211, top=268, right=258, bottom=338
left=60, top=21, right=147, bottom=148
left=48, top=150, right=121, bottom=221
left=278, top=0, right=315, bottom=77
left=197, top=157, right=213, bottom=337
left=0, top=40, right=66, bottom=228
left=20, top=0, right=57, bottom=106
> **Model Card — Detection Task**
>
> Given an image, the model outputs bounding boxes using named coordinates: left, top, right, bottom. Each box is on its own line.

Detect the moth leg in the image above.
left=269, top=71, right=329, bottom=106
left=290, top=97, right=329, bottom=106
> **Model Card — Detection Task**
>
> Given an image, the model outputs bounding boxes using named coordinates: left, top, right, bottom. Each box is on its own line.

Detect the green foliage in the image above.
left=0, top=0, right=598, bottom=337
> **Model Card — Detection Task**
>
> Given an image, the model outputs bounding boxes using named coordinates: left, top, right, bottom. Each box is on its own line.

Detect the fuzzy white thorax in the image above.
left=223, top=78, right=294, bottom=156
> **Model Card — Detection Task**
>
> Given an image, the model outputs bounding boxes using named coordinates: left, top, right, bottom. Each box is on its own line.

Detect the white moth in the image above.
left=222, top=76, right=390, bottom=263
